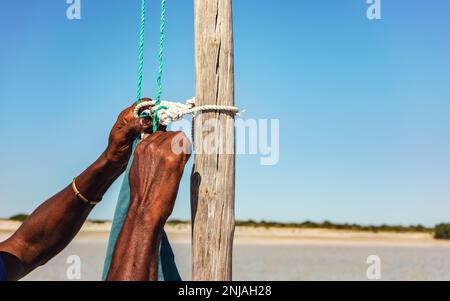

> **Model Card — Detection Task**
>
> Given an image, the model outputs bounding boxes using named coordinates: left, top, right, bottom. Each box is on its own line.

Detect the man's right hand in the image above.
left=128, top=131, right=192, bottom=226
left=107, top=131, right=191, bottom=281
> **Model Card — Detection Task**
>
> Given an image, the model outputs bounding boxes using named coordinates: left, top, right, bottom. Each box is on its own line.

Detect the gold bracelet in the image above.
left=72, top=177, right=100, bottom=206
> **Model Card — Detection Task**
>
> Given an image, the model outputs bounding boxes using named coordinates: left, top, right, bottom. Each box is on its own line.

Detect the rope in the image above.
left=135, top=0, right=167, bottom=126
left=152, top=0, right=167, bottom=130
left=135, top=0, right=165, bottom=105
left=136, top=0, right=146, bottom=104
left=133, top=0, right=239, bottom=132
left=156, top=0, right=166, bottom=105
left=134, top=98, right=240, bottom=131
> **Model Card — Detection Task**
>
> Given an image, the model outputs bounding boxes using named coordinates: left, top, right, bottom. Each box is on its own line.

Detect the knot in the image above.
left=133, top=97, right=239, bottom=132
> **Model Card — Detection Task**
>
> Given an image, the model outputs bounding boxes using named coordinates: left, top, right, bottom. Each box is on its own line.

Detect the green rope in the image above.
left=153, top=0, right=167, bottom=132
left=156, top=0, right=166, bottom=105
left=136, top=0, right=146, bottom=104
left=135, top=0, right=167, bottom=132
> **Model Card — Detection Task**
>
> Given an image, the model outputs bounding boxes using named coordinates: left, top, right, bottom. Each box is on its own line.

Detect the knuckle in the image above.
left=164, top=148, right=189, bottom=166
left=147, top=141, right=158, bottom=152
left=118, top=107, right=131, bottom=118
left=164, top=152, right=189, bottom=169
left=164, top=153, right=180, bottom=166
left=135, top=142, right=146, bottom=154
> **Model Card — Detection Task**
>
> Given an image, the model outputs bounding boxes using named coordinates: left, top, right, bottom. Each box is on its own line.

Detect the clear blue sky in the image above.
left=1, top=0, right=449, bottom=226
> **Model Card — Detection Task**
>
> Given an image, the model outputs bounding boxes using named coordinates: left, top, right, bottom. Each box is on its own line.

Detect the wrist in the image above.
left=128, top=197, right=168, bottom=229
left=103, top=144, right=132, bottom=169
left=74, top=153, right=126, bottom=203
left=98, top=150, right=128, bottom=173
left=108, top=198, right=165, bottom=281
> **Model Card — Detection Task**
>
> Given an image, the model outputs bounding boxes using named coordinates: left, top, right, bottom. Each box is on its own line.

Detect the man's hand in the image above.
left=104, top=98, right=154, bottom=168
left=129, top=131, right=191, bottom=225
left=106, top=131, right=191, bottom=281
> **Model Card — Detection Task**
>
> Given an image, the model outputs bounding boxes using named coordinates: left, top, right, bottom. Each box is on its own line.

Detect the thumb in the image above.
left=122, top=118, right=152, bottom=139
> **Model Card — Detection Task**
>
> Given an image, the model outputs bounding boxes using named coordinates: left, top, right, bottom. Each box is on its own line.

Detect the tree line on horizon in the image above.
left=5, top=214, right=450, bottom=240
left=171, top=219, right=450, bottom=239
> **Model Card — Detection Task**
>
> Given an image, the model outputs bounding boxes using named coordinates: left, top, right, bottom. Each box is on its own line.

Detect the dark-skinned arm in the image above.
left=0, top=100, right=153, bottom=280
left=106, top=131, right=191, bottom=281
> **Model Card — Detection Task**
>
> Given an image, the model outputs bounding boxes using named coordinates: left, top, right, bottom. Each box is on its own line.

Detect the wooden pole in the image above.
left=190, top=0, right=235, bottom=281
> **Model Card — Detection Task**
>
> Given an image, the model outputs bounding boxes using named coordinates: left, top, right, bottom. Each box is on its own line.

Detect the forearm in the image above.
left=0, top=151, right=125, bottom=280
left=106, top=201, right=165, bottom=281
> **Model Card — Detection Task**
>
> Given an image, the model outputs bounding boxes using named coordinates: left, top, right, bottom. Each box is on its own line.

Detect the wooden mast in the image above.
left=191, top=0, right=235, bottom=281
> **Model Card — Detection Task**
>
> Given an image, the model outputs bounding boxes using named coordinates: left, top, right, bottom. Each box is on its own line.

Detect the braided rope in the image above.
left=134, top=98, right=240, bottom=132
left=135, top=0, right=166, bottom=106
left=136, top=0, right=146, bottom=104
left=156, top=0, right=166, bottom=105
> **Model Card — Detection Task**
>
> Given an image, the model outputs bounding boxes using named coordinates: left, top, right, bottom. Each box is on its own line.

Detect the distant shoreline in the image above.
left=2, top=219, right=450, bottom=247
left=170, top=220, right=436, bottom=233
left=3, top=215, right=441, bottom=233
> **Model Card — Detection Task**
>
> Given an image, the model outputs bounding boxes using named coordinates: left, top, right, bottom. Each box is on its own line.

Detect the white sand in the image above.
left=1, top=220, right=449, bottom=247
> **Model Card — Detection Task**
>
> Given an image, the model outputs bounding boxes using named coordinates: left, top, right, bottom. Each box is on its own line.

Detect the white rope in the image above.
left=133, top=97, right=240, bottom=126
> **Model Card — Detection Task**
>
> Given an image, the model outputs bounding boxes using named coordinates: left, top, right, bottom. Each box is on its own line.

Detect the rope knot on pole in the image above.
left=134, top=98, right=239, bottom=132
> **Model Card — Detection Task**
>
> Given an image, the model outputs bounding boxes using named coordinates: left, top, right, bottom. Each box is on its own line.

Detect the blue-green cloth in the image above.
left=102, top=139, right=181, bottom=281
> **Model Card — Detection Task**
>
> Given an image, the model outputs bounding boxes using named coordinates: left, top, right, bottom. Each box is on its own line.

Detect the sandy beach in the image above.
left=1, top=220, right=449, bottom=281
left=1, top=220, right=448, bottom=247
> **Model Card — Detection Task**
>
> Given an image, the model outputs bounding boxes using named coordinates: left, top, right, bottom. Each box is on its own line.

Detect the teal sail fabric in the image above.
left=102, top=138, right=181, bottom=281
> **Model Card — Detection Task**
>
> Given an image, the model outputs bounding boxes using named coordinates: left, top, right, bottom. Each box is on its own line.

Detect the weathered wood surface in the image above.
left=190, top=0, right=235, bottom=281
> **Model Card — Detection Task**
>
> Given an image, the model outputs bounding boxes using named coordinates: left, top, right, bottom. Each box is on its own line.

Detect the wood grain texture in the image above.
left=190, top=0, right=235, bottom=281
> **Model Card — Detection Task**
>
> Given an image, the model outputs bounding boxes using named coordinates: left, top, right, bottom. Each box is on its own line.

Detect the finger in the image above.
left=139, top=130, right=170, bottom=152
left=117, top=98, right=152, bottom=121
left=141, top=131, right=161, bottom=142
left=114, top=104, right=138, bottom=128
left=142, top=129, right=165, bottom=145
left=121, top=118, right=152, bottom=140
left=119, top=98, right=156, bottom=129
left=153, top=132, right=184, bottom=157
left=140, top=124, right=166, bottom=140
